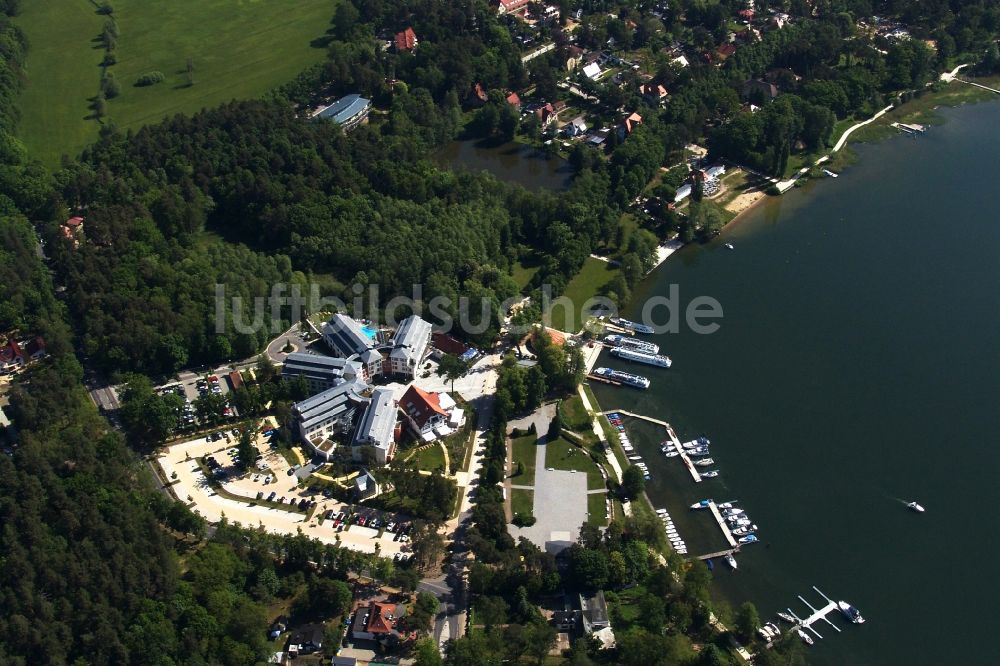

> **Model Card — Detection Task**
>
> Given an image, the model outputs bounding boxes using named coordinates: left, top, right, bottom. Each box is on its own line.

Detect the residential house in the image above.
left=552, top=610, right=578, bottom=632
left=315, top=94, right=372, bottom=132
left=0, top=339, right=24, bottom=374
left=470, top=82, right=489, bottom=107
left=506, top=91, right=522, bottom=111
left=716, top=43, right=737, bottom=62
left=431, top=331, right=469, bottom=357
left=534, top=102, right=558, bottom=126
left=62, top=216, right=84, bottom=247
left=399, top=385, right=450, bottom=441
left=286, top=624, right=325, bottom=658
left=623, top=112, right=642, bottom=135
left=351, top=387, right=397, bottom=464
left=564, top=116, right=587, bottom=137
left=671, top=54, right=690, bottom=68
left=228, top=369, right=244, bottom=391
left=388, top=315, right=433, bottom=379
left=579, top=591, right=610, bottom=634
left=25, top=337, right=46, bottom=362
left=640, top=82, right=669, bottom=106
left=563, top=45, right=585, bottom=72
left=741, top=78, right=778, bottom=102
left=282, top=351, right=364, bottom=394
left=496, top=0, right=530, bottom=15
left=582, top=62, right=602, bottom=80
left=394, top=27, right=418, bottom=53
left=351, top=601, right=404, bottom=641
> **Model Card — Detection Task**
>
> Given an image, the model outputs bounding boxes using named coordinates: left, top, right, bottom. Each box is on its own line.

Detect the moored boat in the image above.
left=738, top=534, right=758, bottom=545
left=797, top=629, right=814, bottom=646
left=699, top=470, right=720, bottom=479
left=593, top=367, right=651, bottom=389
left=690, top=500, right=712, bottom=510
left=776, top=611, right=796, bottom=623
left=693, top=458, right=715, bottom=466
left=837, top=601, right=865, bottom=624
left=609, top=316, right=655, bottom=335
left=603, top=334, right=659, bottom=355
left=610, top=347, right=672, bottom=368
left=725, top=553, right=738, bottom=570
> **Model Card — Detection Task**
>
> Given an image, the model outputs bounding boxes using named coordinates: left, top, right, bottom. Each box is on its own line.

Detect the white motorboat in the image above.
left=687, top=449, right=711, bottom=457
left=725, top=553, right=738, bottom=570
left=699, top=470, right=720, bottom=479
left=693, top=458, right=715, bottom=466
left=665, top=451, right=679, bottom=457
left=731, top=525, right=758, bottom=536
left=776, top=611, right=796, bottom=623
left=797, top=629, right=814, bottom=646
left=722, top=508, right=745, bottom=516
left=655, top=508, right=668, bottom=515
left=717, top=501, right=737, bottom=509
left=906, top=501, right=925, bottom=513
left=724, top=242, right=735, bottom=250
left=690, top=500, right=712, bottom=510
left=738, top=534, right=758, bottom=545
left=837, top=601, right=865, bottom=624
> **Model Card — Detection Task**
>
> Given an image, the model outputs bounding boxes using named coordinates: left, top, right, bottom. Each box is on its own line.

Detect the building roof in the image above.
left=366, top=601, right=398, bottom=635
left=506, top=92, right=521, bottom=108
left=317, top=95, right=371, bottom=125
left=353, top=387, right=396, bottom=452
left=228, top=370, right=244, bottom=391
left=389, top=315, right=432, bottom=369
left=580, top=591, right=610, bottom=630
left=64, top=216, right=84, bottom=228
left=1, top=339, right=23, bottom=363
left=582, top=62, right=601, bottom=79
left=283, top=351, right=363, bottom=384
left=432, top=332, right=468, bottom=356
left=293, top=380, right=366, bottom=433
left=641, top=82, right=668, bottom=99
left=394, top=27, right=417, bottom=51
left=498, top=0, right=530, bottom=12
left=624, top=112, right=642, bottom=134
left=400, top=385, right=448, bottom=430
left=742, top=78, right=778, bottom=100
left=324, top=314, right=376, bottom=358
left=473, top=82, right=488, bottom=102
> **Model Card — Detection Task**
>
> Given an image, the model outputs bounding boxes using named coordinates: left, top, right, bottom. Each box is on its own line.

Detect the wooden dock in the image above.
left=695, top=547, right=738, bottom=562
left=606, top=414, right=704, bottom=483
left=708, top=500, right=739, bottom=548
left=604, top=409, right=668, bottom=427
left=587, top=374, right=621, bottom=386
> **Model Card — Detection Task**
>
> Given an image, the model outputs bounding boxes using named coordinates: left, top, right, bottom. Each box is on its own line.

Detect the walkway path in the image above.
left=831, top=104, right=894, bottom=152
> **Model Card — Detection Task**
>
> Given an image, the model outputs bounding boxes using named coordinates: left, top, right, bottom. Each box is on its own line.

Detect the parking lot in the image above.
left=157, top=420, right=409, bottom=557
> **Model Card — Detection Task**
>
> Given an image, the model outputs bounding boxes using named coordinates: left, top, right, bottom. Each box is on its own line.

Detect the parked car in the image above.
left=267, top=492, right=276, bottom=501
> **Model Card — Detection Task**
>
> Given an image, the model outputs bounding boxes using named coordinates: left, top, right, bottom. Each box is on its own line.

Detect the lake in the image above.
left=593, top=99, right=1000, bottom=666
left=435, top=138, right=574, bottom=191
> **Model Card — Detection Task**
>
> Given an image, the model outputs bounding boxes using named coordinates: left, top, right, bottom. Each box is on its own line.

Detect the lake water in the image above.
left=435, top=138, right=574, bottom=190
left=593, top=99, right=1000, bottom=666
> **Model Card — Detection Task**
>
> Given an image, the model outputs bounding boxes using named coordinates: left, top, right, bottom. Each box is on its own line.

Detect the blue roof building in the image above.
left=316, top=94, right=371, bottom=132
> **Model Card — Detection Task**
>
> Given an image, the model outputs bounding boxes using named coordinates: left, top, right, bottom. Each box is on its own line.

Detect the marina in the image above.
left=781, top=586, right=864, bottom=642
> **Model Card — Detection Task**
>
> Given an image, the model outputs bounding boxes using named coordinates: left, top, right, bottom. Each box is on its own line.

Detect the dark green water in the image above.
left=593, top=99, right=1000, bottom=666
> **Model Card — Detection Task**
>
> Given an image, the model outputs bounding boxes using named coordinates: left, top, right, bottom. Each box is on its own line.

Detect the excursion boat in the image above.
left=776, top=611, right=796, bottom=623
left=699, top=470, right=720, bottom=479
left=725, top=553, right=738, bottom=570
left=906, top=501, right=925, bottom=513
left=690, top=499, right=712, bottom=510
left=738, top=534, right=758, bottom=545
left=593, top=367, right=651, bottom=389
left=797, top=629, right=814, bottom=646
left=603, top=334, right=660, bottom=355
left=609, top=316, right=655, bottom=335
left=693, top=458, right=715, bottom=466
left=837, top=601, right=865, bottom=624
left=609, top=347, right=673, bottom=368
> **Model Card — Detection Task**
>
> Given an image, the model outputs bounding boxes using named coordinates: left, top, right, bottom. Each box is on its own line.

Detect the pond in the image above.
left=435, top=138, right=574, bottom=191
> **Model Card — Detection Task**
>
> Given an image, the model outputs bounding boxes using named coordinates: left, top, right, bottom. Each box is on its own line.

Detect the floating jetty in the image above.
left=785, top=586, right=848, bottom=640
left=588, top=373, right=621, bottom=386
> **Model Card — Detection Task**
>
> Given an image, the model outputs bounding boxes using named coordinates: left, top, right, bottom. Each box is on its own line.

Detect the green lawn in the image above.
left=411, top=444, right=446, bottom=473
left=545, top=436, right=605, bottom=490
left=545, top=257, right=620, bottom=334
left=587, top=492, right=608, bottom=527
left=510, top=488, right=534, bottom=517
left=559, top=394, right=591, bottom=432
left=16, top=0, right=336, bottom=165
left=510, top=434, right=538, bottom=486
left=512, top=258, right=541, bottom=291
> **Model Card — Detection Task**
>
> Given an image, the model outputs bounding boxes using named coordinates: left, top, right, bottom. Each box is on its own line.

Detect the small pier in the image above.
left=587, top=374, right=621, bottom=386
left=708, top=500, right=739, bottom=548
left=785, top=586, right=845, bottom=639
left=696, top=547, right=739, bottom=562
left=603, top=412, right=702, bottom=482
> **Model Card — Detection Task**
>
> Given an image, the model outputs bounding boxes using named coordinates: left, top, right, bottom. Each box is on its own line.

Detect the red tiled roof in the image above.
left=432, top=332, right=468, bottom=356
left=64, top=216, right=84, bottom=227
left=499, top=0, right=530, bottom=12
left=400, top=385, right=448, bottom=430
left=229, top=370, right=244, bottom=390
left=625, top=112, right=642, bottom=133
left=1, top=339, right=23, bottom=363
left=394, top=27, right=417, bottom=52
left=717, top=43, right=737, bottom=58
left=473, top=82, right=488, bottom=102
left=506, top=92, right=521, bottom=108
left=366, top=601, right=396, bottom=635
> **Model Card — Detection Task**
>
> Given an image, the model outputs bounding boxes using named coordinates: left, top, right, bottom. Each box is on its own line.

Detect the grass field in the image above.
left=545, top=436, right=605, bottom=490
left=545, top=257, right=620, bottom=334
left=587, top=492, right=608, bottom=526
left=510, top=434, right=538, bottom=486
left=512, top=258, right=541, bottom=291
left=510, top=488, right=533, bottom=517
left=16, top=0, right=336, bottom=165
left=411, top=444, right=446, bottom=473
left=558, top=394, right=591, bottom=432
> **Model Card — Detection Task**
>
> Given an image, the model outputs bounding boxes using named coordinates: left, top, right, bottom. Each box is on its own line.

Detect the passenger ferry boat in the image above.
left=593, top=367, right=651, bottom=389
left=609, top=316, right=655, bottom=335
left=603, top=334, right=659, bottom=355
left=610, top=347, right=672, bottom=368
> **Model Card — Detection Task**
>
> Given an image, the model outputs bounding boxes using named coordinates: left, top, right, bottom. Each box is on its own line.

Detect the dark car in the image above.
left=267, top=492, right=276, bottom=501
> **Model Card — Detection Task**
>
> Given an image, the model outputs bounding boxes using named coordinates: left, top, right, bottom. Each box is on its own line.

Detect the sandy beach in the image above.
left=724, top=188, right=768, bottom=218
